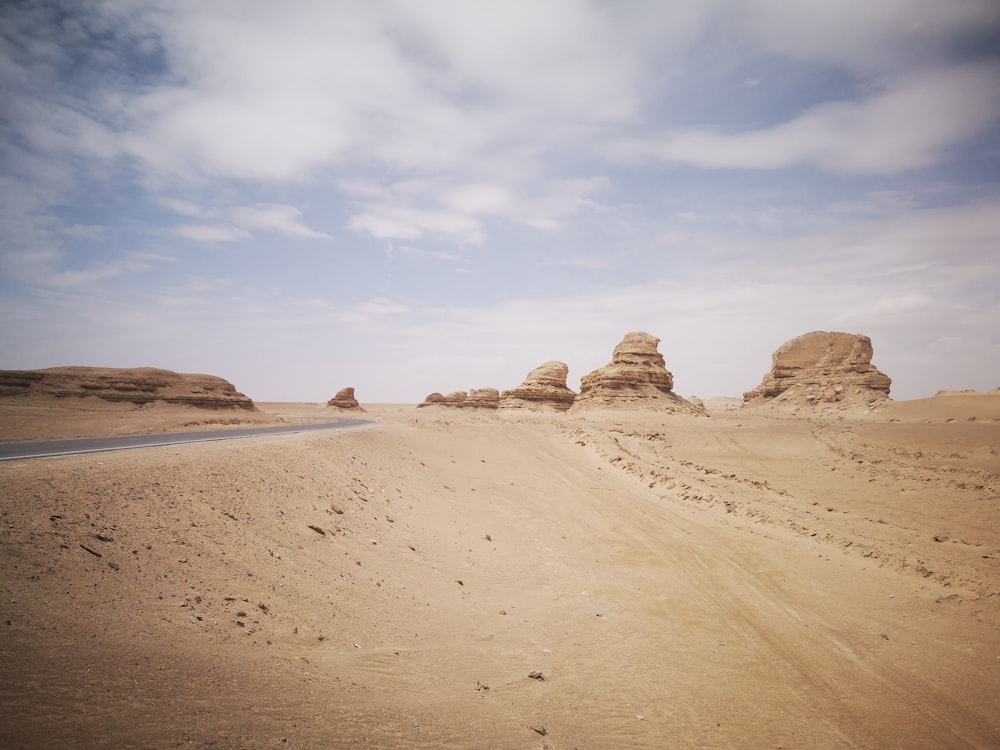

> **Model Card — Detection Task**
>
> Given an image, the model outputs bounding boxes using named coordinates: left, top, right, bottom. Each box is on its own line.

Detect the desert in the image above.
left=5, top=4, right=999, bottom=747
left=1, top=339, right=998, bottom=749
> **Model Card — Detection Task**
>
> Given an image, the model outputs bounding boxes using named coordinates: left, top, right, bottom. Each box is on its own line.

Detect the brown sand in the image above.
left=0, top=398, right=295, bottom=442
left=1, top=397, right=998, bottom=748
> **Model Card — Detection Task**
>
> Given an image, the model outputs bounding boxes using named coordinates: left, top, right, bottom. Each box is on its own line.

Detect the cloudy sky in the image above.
left=2, top=0, right=999, bottom=402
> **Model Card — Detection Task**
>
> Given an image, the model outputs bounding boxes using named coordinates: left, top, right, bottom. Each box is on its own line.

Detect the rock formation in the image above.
left=0, top=367, right=255, bottom=410
left=418, top=388, right=499, bottom=409
left=467, top=388, right=500, bottom=408
left=419, top=391, right=465, bottom=407
left=327, top=387, right=363, bottom=410
left=742, top=331, right=891, bottom=408
left=499, top=361, right=577, bottom=411
left=569, top=332, right=704, bottom=414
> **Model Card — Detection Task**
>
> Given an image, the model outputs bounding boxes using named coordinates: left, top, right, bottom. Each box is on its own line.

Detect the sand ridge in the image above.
left=0, top=399, right=998, bottom=747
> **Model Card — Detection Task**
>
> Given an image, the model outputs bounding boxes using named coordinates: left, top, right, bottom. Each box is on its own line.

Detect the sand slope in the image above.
left=0, top=402, right=998, bottom=748
left=0, top=398, right=290, bottom=442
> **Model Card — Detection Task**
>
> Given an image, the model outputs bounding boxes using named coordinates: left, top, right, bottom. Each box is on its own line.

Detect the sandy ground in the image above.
left=0, top=396, right=998, bottom=748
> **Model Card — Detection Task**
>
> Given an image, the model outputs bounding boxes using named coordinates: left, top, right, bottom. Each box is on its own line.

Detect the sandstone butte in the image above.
left=0, top=366, right=255, bottom=410
left=569, top=332, right=705, bottom=414
left=418, top=388, right=500, bottom=409
left=498, top=361, right=577, bottom=411
left=742, top=331, right=892, bottom=408
left=327, top=387, right=364, bottom=410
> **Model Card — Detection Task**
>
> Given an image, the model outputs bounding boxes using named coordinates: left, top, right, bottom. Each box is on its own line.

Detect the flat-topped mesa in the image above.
left=0, top=366, right=256, bottom=410
left=743, top=331, right=892, bottom=408
left=499, top=361, right=577, bottom=411
left=417, top=388, right=499, bottom=409
left=570, top=332, right=705, bottom=414
left=327, top=387, right=363, bottom=410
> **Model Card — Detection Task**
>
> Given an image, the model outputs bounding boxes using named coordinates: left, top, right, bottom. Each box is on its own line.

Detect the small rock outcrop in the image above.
left=743, top=331, right=891, bottom=408
left=0, top=366, right=255, bottom=409
left=327, top=387, right=363, bottom=410
left=418, top=388, right=499, bottom=409
left=499, top=361, right=576, bottom=411
left=570, top=332, right=704, bottom=414
left=420, top=391, right=466, bottom=407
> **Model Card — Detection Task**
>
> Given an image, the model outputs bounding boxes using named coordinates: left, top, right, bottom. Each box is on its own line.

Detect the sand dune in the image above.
left=0, top=399, right=998, bottom=748
left=880, top=391, right=1000, bottom=423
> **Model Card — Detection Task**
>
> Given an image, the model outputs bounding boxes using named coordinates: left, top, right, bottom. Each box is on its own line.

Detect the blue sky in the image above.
left=2, top=0, right=999, bottom=402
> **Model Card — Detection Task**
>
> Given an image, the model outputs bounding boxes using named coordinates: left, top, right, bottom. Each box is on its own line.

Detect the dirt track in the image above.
left=1, top=400, right=998, bottom=748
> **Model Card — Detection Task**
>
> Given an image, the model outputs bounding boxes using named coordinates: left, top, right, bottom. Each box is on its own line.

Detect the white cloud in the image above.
left=157, top=198, right=205, bottom=218
left=43, top=253, right=161, bottom=289
left=509, top=177, right=612, bottom=230
left=171, top=224, right=251, bottom=242
left=175, top=277, right=233, bottom=294
left=116, top=3, right=391, bottom=183
left=389, top=0, right=642, bottom=122
left=629, top=64, right=1000, bottom=174
left=161, top=202, right=331, bottom=241
left=337, top=297, right=412, bottom=326
left=229, top=204, right=332, bottom=239
left=440, top=183, right=512, bottom=215
left=864, top=293, right=935, bottom=317
left=81, top=0, right=641, bottom=241
left=397, top=246, right=465, bottom=263
left=537, top=256, right=610, bottom=271
left=345, top=175, right=610, bottom=244
left=347, top=207, right=484, bottom=245
left=113, top=0, right=637, bottom=186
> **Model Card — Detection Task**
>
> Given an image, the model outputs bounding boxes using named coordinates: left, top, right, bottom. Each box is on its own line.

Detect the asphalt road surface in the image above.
left=0, top=419, right=374, bottom=461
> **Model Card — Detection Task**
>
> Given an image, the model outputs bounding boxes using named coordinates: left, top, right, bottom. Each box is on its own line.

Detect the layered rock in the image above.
left=0, top=367, right=255, bottom=410
left=499, top=361, right=576, bottom=411
left=419, top=391, right=465, bottom=407
left=570, top=332, right=704, bottom=414
left=743, top=331, right=891, bottom=408
left=418, top=388, right=499, bottom=409
left=327, top=387, right=363, bottom=410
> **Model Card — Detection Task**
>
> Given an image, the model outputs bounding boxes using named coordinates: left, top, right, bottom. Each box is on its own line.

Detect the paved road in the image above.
left=0, top=419, right=375, bottom=461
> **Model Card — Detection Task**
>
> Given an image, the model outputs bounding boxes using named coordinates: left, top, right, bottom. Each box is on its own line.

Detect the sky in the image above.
left=2, top=0, right=999, bottom=403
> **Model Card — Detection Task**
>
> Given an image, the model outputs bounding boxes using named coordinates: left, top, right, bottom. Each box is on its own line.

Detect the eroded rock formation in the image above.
left=499, top=361, right=576, bottom=411
left=418, top=388, right=499, bottom=409
left=0, top=367, right=255, bottom=410
left=419, top=391, right=464, bottom=407
left=743, top=331, right=891, bottom=408
left=570, top=332, right=704, bottom=414
left=327, top=387, right=363, bottom=410
left=467, top=388, right=500, bottom=408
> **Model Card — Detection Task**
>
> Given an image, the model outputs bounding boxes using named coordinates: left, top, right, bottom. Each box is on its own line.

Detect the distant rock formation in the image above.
left=742, top=331, right=891, bottom=408
left=569, top=332, right=704, bottom=414
left=418, top=388, right=499, bottom=409
left=419, top=391, right=465, bottom=407
left=499, top=361, right=577, bottom=411
left=327, top=387, right=363, bottom=410
left=0, top=366, right=255, bottom=410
